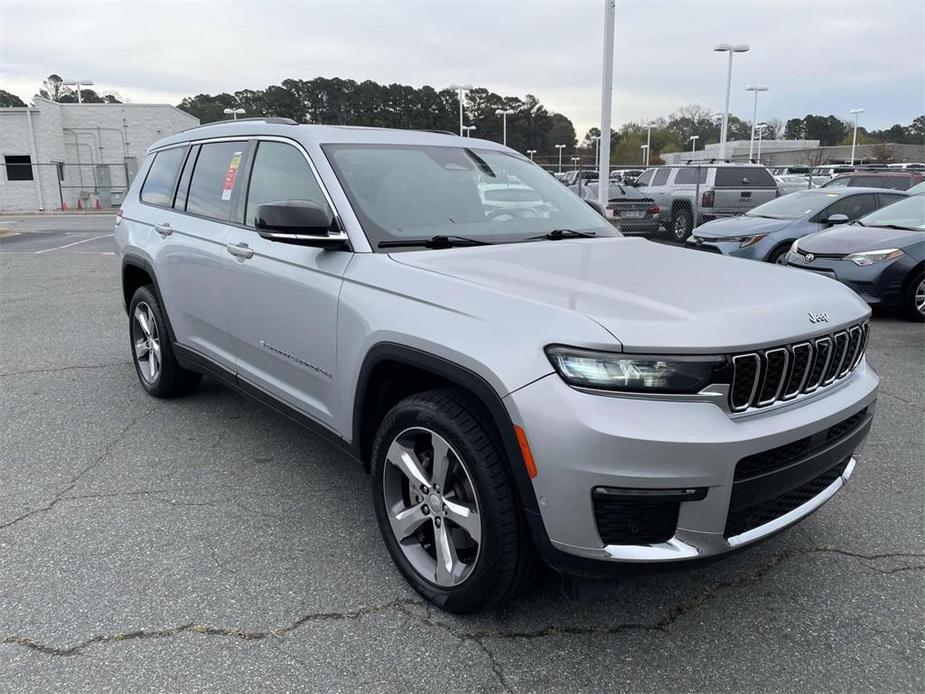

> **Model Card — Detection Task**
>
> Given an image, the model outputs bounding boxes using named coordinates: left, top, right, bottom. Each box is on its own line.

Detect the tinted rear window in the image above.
left=674, top=167, right=708, bottom=184
left=714, top=167, right=776, bottom=187
left=140, top=147, right=186, bottom=206
left=186, top=142, right=247, bottom=220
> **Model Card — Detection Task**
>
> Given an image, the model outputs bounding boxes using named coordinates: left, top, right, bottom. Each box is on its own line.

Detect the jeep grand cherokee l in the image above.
left=115, top=120, right=879, bottom=613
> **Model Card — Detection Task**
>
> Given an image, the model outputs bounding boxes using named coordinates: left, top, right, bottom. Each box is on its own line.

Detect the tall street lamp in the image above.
left=555, top=144, right=566, bottom=172
left=448, top=84, right=473, bottom=136
left=62, top=78, right=94, bottom=104
left=526, top=149, right=537, bottom=161
left=640, top=144, right=649, bottom=165
left=756, top=122, right=767, bottom=163
left=849, top=108, right=864, bottom=166
left=223, top=108, right=245, bottom=120
left=644, top=121, right=656, bottom=166
left=689, top=135, right=699, bottom=159
left=713, top=43, right=749, bottom=159
left=745, top=85, right=768, bottom=161
left=462, top=125, right=476, bottom=138
left=590, top=135, right=601, bottom=167
left=495, top=108, right=515, bottom=146
left=571, top=156, right=581, bottom=170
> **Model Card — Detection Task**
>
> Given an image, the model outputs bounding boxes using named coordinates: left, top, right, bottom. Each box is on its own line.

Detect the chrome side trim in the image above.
left=727, top=457, right=855, bottom=548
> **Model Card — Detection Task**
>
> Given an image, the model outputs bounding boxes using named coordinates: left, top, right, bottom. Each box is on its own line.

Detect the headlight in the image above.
left=735, top=233, right=767, bottom=248
left=545, top=346, right=724, bottom=393
left=844, top=248, right=904, bottom=266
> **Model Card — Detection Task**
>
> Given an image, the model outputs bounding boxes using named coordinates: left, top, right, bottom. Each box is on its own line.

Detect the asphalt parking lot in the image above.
left=0, top=215, right=922, bottom=693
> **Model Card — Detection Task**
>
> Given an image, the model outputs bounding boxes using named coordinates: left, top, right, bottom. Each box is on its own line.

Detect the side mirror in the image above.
left=585, top=199, right=606, bottom=216
left=255, top=201, right=347, bottom=248
left=825, top=213, right=850, bottom=226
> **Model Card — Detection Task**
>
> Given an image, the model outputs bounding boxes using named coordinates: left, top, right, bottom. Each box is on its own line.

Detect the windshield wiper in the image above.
left=525, top=228, right=598, bottom=241
left=378, top=234, right=491, bottom=249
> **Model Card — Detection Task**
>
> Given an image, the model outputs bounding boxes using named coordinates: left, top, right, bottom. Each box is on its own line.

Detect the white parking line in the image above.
left=35, top=234, right=112, bottom=254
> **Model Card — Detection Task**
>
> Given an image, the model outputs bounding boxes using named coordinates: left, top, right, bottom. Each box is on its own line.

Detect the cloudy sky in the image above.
left=1, top=0, right=922, bottom=135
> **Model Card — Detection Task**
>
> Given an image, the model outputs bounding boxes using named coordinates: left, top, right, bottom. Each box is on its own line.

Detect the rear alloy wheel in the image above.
left=371, top=388, right=534, bottom=613
left=128, top=286, right=202, bottom=397
left=904, top=272, right=925, bottom=322
left=671, top=207, right=693, bottom=242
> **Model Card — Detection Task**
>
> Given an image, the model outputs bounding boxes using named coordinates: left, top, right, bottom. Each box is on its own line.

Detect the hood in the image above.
left=799, top=224, right=923, bottom=254
left=694, top=215, right=793, bottom=238
left=389, top=238, right=869, bottom=352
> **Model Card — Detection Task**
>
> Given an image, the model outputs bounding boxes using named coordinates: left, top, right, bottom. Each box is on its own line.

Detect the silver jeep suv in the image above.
left=115, top=120, right=878, bottom=613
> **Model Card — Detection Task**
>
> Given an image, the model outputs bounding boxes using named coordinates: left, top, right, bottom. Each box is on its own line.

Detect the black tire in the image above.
left=902, top=270, right=925, bottom=322
left=767, top=244, right=791, bottom=265
left=128, top=285, right=202, bottom=397
left=671, top=206, right=693, bottom=242
left=371, top=387, right=534, bottom=613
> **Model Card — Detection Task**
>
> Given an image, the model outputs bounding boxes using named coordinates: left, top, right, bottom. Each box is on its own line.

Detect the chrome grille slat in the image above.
left=726, top=322, right=867, bottom=413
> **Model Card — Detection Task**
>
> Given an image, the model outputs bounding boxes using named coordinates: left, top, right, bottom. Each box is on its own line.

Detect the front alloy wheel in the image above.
left=382, top=427, right=481, bottom=587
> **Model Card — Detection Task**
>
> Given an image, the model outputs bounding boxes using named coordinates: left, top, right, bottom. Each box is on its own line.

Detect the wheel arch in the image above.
left=352, top=343, right=540, bottom=518
left=121, top=254, right=178, bottom=343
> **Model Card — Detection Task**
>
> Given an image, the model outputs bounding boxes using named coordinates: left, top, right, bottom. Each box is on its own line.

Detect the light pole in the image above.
left=495, top=108, right=515, bottom=146
left=849, top=108, right=864, bottom=166
left=526, top=149, right=537, bottom=161
left=555, top=144, right=566, bottom=172
left=745, top=85, right=768, bottom=161
left=448, top=84, right=473, bottom=137
left=713, top=43, right=749, bottom=159
left=640, top=144, right=649, bottom=165
left=598, top=0, right=616, bottom=210
left=590, top=135, right=600, bottom=167
left=571, top=156, right=581, bottom=170
left=756, top=122, right=767, bottom=163
left=62, top=79, right=94, bottom=104
left=689, top=135, right=699, bottom=159
left=644, top=121, right=656, bottom=166
left=223, top=108, right=245, bottom=120
left=462, top=125, right=476, bottom=138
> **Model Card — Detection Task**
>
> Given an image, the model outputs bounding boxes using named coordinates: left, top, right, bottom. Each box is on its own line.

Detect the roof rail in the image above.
left=423, top=129, right=457, bottom=136
left=186, top=116, right=299, bottom=131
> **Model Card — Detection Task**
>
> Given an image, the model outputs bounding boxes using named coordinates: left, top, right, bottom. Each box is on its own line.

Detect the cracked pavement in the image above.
left=0, top=243, right=923, bottom=692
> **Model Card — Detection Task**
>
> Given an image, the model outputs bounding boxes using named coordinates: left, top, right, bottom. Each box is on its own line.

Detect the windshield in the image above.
left=857, top=195, right=925, bottom=231
left=744, top=190, right=836, bottom=220
left=323, top=144, right=616, bottom=248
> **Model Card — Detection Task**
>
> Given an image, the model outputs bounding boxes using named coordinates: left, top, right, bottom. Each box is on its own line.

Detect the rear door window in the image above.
left=140, top=147, right=186, bottom=207
left=635, top=169, right=656, bottom=186
left=878, top=193, right=905, bottom=207
left=186, top=141, right=248, bottom=220
left=651, top=168, right=670, bottom=186
left=674, top=167, right=708, bottom=184
left=714, top=167, right=776, bottom=188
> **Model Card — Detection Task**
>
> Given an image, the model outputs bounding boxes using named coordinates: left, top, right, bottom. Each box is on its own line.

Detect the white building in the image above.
left=660, top=139, right=819, bottom=165
left=0, top=96, right=198, bottom=212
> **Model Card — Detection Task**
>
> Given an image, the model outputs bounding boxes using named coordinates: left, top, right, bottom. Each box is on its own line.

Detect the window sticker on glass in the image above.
left=221, top=151, right=243, bottom=200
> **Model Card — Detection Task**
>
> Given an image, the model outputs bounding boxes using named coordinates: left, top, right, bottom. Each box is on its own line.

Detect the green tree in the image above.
left=0, top=89, right=26, bottom=107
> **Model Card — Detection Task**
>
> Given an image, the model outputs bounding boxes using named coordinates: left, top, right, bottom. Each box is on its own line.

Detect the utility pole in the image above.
left=597, top=0, right=616, bottom=210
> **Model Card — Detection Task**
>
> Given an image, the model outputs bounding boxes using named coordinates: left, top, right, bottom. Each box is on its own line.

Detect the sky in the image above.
left=1, top=0, right=923, bottom=136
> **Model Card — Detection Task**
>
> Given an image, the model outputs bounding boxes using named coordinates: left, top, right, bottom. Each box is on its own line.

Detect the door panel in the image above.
left=223, top=139, right=350, bottom=427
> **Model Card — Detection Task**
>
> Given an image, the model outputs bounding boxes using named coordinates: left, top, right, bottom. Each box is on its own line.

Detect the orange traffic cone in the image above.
left=76, top=198, right=83, bottom=209
left=62, top=201, right=68, bottom=210
left=94, top=198, right=101, bottom=209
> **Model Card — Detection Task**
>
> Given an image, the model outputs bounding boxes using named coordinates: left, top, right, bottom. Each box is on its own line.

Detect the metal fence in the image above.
left=3, top=161, right=134, bottom=211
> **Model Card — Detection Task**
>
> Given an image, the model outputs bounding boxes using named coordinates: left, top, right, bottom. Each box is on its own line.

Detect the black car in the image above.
left=787, top=195, right=925, bottom=321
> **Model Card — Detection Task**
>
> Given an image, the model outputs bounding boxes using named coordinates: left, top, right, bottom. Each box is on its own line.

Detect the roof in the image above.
left=148, top=121, right=510, bottom=155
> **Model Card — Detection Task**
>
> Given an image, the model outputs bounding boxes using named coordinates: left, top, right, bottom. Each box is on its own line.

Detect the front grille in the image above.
left=734, top=408, right=868, bottom=482
left=593, top=496, right=680, bottom=545
left=728, top=323, right=867, bottom=412
left=724, top=458, right=849, bottom=537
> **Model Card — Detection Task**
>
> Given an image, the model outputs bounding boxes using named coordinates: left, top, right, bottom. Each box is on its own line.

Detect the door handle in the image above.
left=226, top=242, right=254, bottom=259
left=154, top=222, right=173, bottom=237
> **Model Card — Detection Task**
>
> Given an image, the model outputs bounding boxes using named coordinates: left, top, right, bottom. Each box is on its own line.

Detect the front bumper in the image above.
left=785, top=254, right=913, bottom=309
left=504, top=361, right=878, bottom=571
left=687, top=236, right=776, bottom=261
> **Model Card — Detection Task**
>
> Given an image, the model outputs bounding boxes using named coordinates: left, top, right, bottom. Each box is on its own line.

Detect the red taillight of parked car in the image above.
left=701, top=190, right=715, bottom=208
left=646, top=205, right=660, bottom=215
